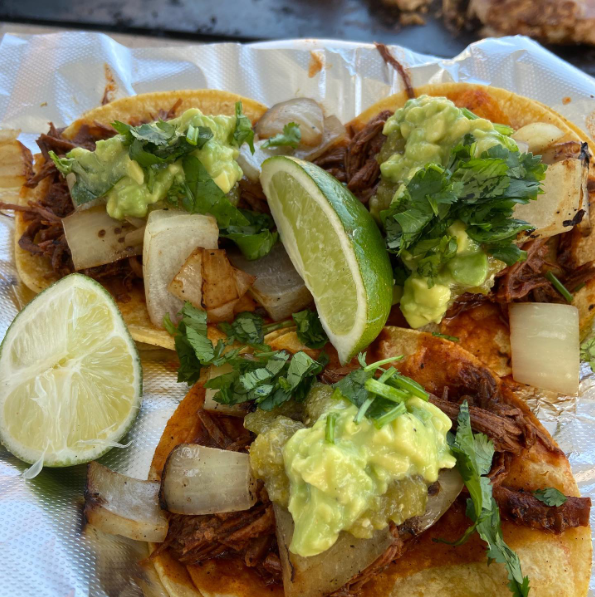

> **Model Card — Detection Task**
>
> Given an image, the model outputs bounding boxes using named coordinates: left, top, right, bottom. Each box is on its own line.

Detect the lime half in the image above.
left=0, top=274, right=142, bottom=467
left=260, top=156, right=393, bottom=363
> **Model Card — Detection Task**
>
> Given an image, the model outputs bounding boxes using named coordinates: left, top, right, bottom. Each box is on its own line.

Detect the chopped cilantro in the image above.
left=432, top=332, right=460, bottom=342
left=442, top=401, right=530, bottom=597
left=218, top=312, right=268, bottom=349
left=233, top=101, right=255, bottom=154
left=325, top=412, right=338, bottom=444
left=207, top=349, right=328, bottom=411
left=545, top=271, right=574, bottom=303
left=263, top=122, right=301, bottom=149
left=163, top=302, right=238, bottom=384
left=333, top=354, right=426, bottom=427
left=220, top=209, right=279, bottom=260
left=381, top=136, right=547, bottom=286
left=581, top=336, right=595, bottom=373
left=292, top=309, right=329, bottom=349
left=533, top=487, right=567, bottom=507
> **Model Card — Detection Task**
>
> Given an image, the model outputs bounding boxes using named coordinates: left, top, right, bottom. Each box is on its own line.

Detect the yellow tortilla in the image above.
left=149, top=328, right=590, bottom=597
left=14, top=90, right=268, bottom=350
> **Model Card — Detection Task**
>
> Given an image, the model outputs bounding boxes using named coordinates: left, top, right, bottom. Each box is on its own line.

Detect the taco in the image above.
left=84, top=327, right=591, bottom=597
left=2, top=91, right=346, bottom=349
left=314, top=83, right=595, bottom=379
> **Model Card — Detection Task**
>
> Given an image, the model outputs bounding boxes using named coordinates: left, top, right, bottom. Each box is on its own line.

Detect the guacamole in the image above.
left=372, top=95, right=516, bottom=217
left=399, top=221, right=502, bottom=328
left=248, top=384, right=455, bottom=558
left=373, top=96, right=514, bottom=328
left=60, top=108, right=242, bottom=220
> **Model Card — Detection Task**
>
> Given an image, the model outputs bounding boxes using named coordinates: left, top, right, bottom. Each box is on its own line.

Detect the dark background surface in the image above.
left=1, top=0, right=594, bottom=76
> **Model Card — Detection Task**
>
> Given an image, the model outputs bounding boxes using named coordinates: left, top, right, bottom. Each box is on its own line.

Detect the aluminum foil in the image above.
left=0, top=32, right=594, bottom=596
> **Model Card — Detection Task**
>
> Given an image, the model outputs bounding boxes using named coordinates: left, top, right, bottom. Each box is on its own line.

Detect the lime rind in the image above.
left=260, top=156, right=393, bottom=363
left=0, top=273, right=142, bottom=467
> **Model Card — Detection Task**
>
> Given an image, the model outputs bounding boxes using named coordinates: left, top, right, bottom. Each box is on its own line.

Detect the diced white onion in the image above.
left=255, top=98, right=324, bottom=147
left=62, top=206, right=142, bottom=270
left=512, top=122, right=565, bottom=155
left=84, top=461, right=168, bottom=542
left=274, top=504, right=393, bottom=597
left=160, top=444, right=257, bottom=515
left=204, top=363, right=247, bottom=416
left=228, top=243, right=313, bottom=321
left=510, top=303, right=579, bottom=395
left=514, top=157, right=587, bottom=240
left=294, top=116, right=347, bottom=162
left=143, top=210, right=218, bottom=327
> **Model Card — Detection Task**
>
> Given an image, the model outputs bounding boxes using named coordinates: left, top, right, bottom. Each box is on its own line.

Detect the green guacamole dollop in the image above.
left=65, top=108, right=241, bottom=220
left=373, top=96, right=512, bottom=328
left=248, top=384, right=456, bottom=558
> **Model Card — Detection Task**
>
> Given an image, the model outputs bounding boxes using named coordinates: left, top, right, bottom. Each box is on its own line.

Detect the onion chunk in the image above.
left=62, top=206, right=142, bottom=270
left=160, top=444, right=257, bottom=515
left=255, top=99, right=324, bottom=147
left=84, top=461, right=168, bottom=542
left=510, top=303, right=579, bottom=395
left=143, top=210, right=218, bottom=327
left=228, top=243, right=313, bottom=321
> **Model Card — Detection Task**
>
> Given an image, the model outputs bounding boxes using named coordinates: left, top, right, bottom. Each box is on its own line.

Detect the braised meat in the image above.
left=494, top=485, right=591, bottom=533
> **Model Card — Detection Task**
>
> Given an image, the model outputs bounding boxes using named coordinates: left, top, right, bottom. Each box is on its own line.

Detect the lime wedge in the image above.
left=260, top=156, right=393, bottom=363
left=0, top=274, right=142, bottom=467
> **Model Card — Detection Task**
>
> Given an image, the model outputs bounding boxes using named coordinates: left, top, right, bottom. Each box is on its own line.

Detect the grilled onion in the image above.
left=294, top=116, right=347, bottom=162
left=228, top=243, right=313, bottom=321
left=274, top=504, right=393, bottom=597
left=237, top=140, right=291, bottom=183
left=160, top=444, right=257, bottom=515
left=84, top=461, right=168, bottom=542
left=512, top=122, right=565, bottom=154
left=510, top=302, right=580, bottom=395
left=404, top=468, right=463, bottom=535
left=62, top=205, right=142, bottom=270
left=143, top=210, right=218, bottom=327
left=255, top=98, right=324, bottom=147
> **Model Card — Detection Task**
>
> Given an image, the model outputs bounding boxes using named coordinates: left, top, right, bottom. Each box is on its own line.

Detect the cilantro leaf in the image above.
left=49, top=150, right=123, bottom=206
left=533, top=488, right=567, bottom=507
left=443, top=401, right=530, bottom=597
left=292, top=309, right=328, bottom=349
left=263, top=122, right=301, bottom=149
left=163, top=302, right=235, bottom=384
left=381, top=134, right=547, bottom=296
left=233, top=101, right=255, bottom=154
left=432, top=332, right=460, bottom=342
left=220, top=210, right=278, bottom=260
left=207, top=349, right=328, bottom=411
left=176, top=155, right=248, bottom=228
left=218, top=312, right=266, bottom=347
left=581, top=336, right=595, bottom=373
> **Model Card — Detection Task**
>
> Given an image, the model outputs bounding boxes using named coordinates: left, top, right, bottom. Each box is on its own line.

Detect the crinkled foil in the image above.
left=0, top=33, right=594, bottom=596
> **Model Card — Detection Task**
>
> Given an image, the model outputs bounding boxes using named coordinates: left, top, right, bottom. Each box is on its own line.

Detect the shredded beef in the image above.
left=374, top=43, right=415, bottom=100
left=493, top=485, right=591, bottom=533
left=494, top=238, right=551, bottom=302
left=11, top=122, right=142, bottom=291
left=430, top=395, right=528, bottom=454
left=154, top=404, right=280, bottom=584
left=314, top=110, right=392, bottom=203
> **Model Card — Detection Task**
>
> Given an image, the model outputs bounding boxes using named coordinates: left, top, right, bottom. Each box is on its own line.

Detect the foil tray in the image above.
left=0, top=32, right=593, bottom=596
